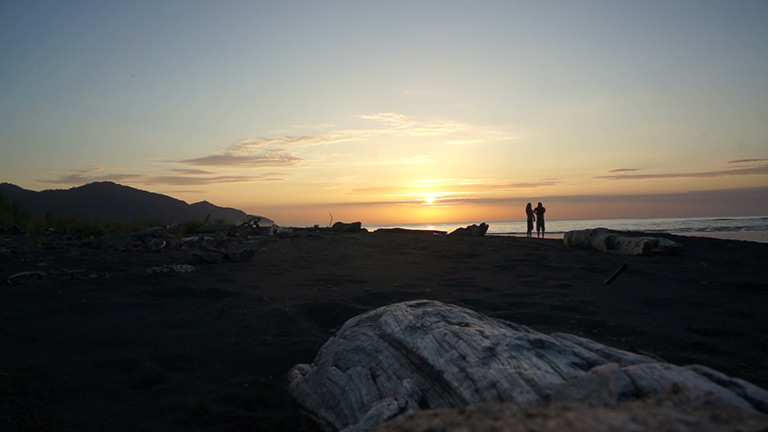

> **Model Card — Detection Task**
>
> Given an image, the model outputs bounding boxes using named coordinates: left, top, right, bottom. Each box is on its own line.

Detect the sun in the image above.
left=423, top=192, right=443, bottom=205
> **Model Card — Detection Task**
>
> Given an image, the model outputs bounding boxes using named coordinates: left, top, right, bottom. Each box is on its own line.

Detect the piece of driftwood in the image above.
left=564, top=228, right=686, bottom=256
left=448, top=223, right=489, bottom=237
left=373, top=228, right=447, bottom=236
left=371, top=391, right=768, bottom=432
left=604, top=263, right=628, bottom=284
left=332, top=221, right=364, bottom=233
left=288, top=300, right=768, bottom=432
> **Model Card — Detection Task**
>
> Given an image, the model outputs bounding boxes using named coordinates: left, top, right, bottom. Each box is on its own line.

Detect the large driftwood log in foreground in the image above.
left=371, top=391, right=768, bottom=432
left=288, top=300, right=768, bottom=432
left=564, top=228, right=686, bottom=256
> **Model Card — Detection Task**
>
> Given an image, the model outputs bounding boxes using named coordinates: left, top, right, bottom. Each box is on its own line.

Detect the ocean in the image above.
left=367, top=215, right=768, bottom=243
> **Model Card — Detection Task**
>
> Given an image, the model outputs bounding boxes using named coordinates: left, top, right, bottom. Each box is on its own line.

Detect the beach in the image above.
left=505, top=230, right=768, bottom=244
left=676, top=231, right=768, bottom=243
left=2, top=230, right=767, bottom=431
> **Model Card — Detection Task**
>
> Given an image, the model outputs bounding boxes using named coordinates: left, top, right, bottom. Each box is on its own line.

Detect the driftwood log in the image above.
left=564, top=228, right=686, bottom=256
left=288, top=300, right=768, bottom=432
left=448, top=223, right=489, bottom=237
left=371, top=391, right=768, bottom=432
left=332, top=221, right=364, bottom=233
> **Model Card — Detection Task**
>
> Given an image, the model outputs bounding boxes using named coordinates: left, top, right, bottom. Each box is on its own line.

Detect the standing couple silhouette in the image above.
left=525, top=202, right=546, bottom=238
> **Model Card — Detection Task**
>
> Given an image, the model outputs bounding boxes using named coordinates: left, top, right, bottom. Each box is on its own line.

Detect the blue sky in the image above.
left=2, top=1, right=767, bottom=224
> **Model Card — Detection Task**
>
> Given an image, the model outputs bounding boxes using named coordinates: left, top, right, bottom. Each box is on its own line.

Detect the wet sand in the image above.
left=676, top=231, right=768, bottom=243
left=504, top=230, right=768, bottom=243
left=1, top=231, right=767, bottom=431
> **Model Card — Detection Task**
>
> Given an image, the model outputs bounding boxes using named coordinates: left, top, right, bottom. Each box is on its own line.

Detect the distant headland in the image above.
left=0, top=181, right=262, bottom=226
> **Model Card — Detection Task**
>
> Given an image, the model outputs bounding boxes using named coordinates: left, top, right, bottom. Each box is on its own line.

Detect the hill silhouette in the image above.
left=0, top=182, right=253, bottom=225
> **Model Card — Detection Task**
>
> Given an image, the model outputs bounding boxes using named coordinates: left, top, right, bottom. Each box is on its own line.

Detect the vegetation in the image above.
left=0, top=191, right=30, bottom=228
left=2, top=191, right=236, bottom=243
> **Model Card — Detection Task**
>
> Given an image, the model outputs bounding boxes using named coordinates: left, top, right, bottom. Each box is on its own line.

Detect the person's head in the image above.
left=537, top=202, right=542, bottom=207
left=526, top=202, right=532, bottom=209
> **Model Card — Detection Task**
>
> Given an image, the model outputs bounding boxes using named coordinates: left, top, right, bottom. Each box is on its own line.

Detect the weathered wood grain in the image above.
left=289, top=300, right=768, bottom=432
left=564, top=228, right=686, bottom=256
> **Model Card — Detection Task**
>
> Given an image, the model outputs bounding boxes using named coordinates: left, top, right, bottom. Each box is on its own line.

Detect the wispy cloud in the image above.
left=728, top=158, right=768, bottom=164
left=40, top=165, right=104, bottom=174
left=179, top=151, right=303, bottom=167
left=595, top=162, right=768, bottom=180
left=359, top=112, right=413, bottom=128
left=39, top=172, right=144, bottom=184
left=170, top=168, right=215, bottom=175
left=349, top=178, right=560, bottom=196
left=357, top=113, right=475, bottom=136
left=355, top=155, right=433, bottom=166
left=142, top=174, right=283, bottom=185
left=173, top=113, right=511, bottom=170
left=608, top=168, right=642, bottom=173
left=423, top=179, right=561, bottom=193
left=329, top=186, right=768, bottom=209
left=39, top=168, right=288, bottom=187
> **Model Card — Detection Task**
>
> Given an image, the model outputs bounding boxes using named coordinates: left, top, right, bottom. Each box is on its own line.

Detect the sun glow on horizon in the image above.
left=421, top=191, right=445, bottom=206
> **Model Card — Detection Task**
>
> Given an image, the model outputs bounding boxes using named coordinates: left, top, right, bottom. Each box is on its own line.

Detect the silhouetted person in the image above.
left=534, top=202, right=546, bottom=238
left=525, top=202, right=535, bottom=238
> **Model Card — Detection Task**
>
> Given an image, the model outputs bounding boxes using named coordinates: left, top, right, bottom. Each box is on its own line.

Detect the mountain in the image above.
left=0, top=182, right=253, bottom=225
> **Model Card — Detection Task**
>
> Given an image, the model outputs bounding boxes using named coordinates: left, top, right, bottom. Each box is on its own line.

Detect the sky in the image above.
left=2, top=1, right=767, bottom=226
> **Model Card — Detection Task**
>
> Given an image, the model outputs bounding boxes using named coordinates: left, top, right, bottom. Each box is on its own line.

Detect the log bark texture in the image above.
left=288, top=300, right=768, bottom=432
left=563, top=228, right=686, bottom=256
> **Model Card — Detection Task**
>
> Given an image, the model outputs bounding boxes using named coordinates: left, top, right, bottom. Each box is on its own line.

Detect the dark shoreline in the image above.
left=2, top=231, right=767, bottom=431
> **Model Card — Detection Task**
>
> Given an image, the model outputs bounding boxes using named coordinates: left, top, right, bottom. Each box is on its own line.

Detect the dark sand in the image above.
left=1, top=231, right=767, bottom=431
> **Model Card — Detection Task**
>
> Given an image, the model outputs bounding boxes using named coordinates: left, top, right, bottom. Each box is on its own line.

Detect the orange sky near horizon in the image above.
left=225, top=172, right=768, bottom=226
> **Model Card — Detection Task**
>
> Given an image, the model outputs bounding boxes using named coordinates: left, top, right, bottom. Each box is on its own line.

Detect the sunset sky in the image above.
left=2, top=1, right=767, bottom=225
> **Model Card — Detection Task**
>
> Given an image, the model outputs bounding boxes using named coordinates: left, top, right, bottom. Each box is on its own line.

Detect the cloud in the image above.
left=608, top=168, right=642, bottom=173
left=174, top=133, right=356, bottom=169
left=171, top=168, right=215, bottom=175
left=728, top=159, right=768, bottom=164
left=252, top=113, right=509, bottom=149
left=173, top=112, right=512, bottom=169
left=142, top=170, right=287, bottom=185
left=359, top=113, right=413, bottom=128
left=356, top=155, right=433, bottom=166
left=330, top=186, right=768, bottom=209
left=349, top=178, right=560, bottom=196
left=179, top=151, right=303, bottom=167
left=356, top=113, right=512, bottom=140
left=449, top=178, right=561, bottom=191
left=595, top=162, right=768, bottom=180
left=78, top=165, right=104, bottom=173
left=409, top=120, right=471, bottom=136
left=142, top=174, right=279, bottom=185
left=227, top=136, right=331, bottom=151
left=39, top=168, right=288, bottom=187
left=39, top=172, right=144, bottom=184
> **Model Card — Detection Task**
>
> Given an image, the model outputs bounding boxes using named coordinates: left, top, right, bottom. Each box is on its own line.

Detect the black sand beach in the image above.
left=2, top=231, right=767, bottom=431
